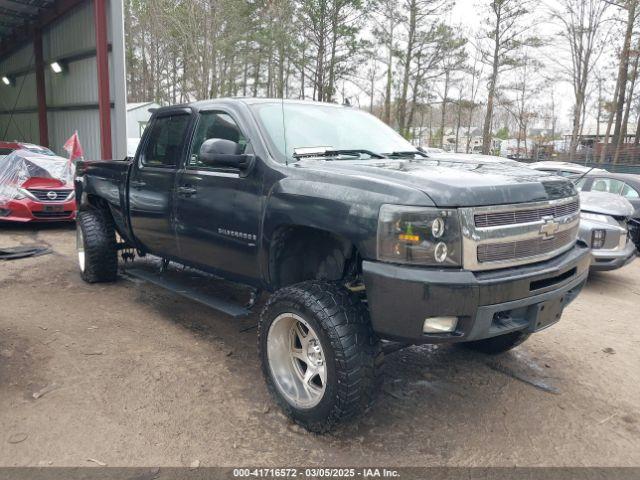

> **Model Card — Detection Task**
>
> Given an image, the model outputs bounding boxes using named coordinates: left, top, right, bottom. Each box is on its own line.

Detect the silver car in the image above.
left=528, top=161, right=607, bottom=178
left=579, top=191, right=637, bottom=271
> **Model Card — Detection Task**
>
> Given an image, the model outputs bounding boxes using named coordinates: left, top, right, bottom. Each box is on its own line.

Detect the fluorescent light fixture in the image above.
left=1, top=76, right=12, bottom=86
left=50, top=61, right=64, bottom=74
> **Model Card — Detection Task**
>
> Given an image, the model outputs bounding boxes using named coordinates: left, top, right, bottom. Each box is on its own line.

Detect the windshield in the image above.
left=251, top=102, right=416, bottom=162
left=24, top=145, right=56, bottom=156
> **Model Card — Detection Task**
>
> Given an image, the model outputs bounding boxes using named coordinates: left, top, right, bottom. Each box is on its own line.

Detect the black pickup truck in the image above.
left=75, top=98, right=590, bottom=432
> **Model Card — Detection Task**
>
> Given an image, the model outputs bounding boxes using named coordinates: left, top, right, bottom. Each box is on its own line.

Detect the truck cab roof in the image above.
left=153, top=97, right=349, bottom=114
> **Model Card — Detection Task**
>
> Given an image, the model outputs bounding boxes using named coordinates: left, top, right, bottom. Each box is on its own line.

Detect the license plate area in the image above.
left=530, top=296, right=565, bottom=332
left=43, top=205, right=65, bottom=212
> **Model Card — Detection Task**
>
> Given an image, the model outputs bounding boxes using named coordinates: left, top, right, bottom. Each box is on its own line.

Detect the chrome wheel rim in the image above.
left=267, top=313, right=327, bottom=409
left=76, top=224, right=85, bottom=272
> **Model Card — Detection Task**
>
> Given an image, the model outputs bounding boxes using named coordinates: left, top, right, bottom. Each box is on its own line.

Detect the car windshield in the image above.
left=24, top=145, right=56, bottom=156
left=0, top=149, right=73, bottom=183
left=251, top=102, right=417, bottom=162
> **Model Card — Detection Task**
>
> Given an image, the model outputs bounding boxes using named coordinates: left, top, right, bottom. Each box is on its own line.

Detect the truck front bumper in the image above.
left=362, top=243, right=591, bottom=344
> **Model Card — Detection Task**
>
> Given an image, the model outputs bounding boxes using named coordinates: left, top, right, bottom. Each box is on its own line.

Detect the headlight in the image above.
left=592, top=229, right=606, bottom=249
left=581, top=212, right=609, bottom=223
left=377, top=205, right=462, bottom=266
left=15, top=187, right=37, bottom=201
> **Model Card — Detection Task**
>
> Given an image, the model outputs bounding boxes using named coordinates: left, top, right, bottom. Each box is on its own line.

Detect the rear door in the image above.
left=174, top=109, right=263, bottom=283
left=129, top=112, right=192, bottom=257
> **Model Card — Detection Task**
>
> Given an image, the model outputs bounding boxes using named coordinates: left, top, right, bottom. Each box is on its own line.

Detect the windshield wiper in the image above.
left=384, top=150, right=428, bottom=158
left=293, top=147, right=385, bottom=160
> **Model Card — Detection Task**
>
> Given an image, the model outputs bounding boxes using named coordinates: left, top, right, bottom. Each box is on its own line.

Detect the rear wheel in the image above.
left=258, top=281, right=381, bottom=433
left=461, top=331, right=530, bottom=354
left=76, top=209, right=118, bottom=283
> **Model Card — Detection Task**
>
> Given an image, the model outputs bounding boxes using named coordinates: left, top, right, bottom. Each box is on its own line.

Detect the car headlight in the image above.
left=15, top=187, right=37, bottom=201
left=377, top=205, right=462, bottom=266
left=580, top=212, right=609, bottom=223
left=592, top=229, right=606, bottom=249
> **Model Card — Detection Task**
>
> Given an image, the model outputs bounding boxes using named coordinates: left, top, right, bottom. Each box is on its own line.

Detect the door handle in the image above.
left=130, top=180, right=146, bottom=188
left=177, top=186, right=197, bottom=196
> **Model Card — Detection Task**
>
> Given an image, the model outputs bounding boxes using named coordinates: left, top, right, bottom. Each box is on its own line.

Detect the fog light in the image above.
left=423, top=316, right=458, bottom=334
left=592, top=229, right=606, bottom=249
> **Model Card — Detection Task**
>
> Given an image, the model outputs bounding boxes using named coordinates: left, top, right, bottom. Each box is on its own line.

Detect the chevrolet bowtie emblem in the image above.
left=540, top=216, right=560, bottom=239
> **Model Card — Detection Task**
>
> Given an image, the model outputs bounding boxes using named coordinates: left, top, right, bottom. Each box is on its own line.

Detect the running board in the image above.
left=124, top=267, right=251, bottom=318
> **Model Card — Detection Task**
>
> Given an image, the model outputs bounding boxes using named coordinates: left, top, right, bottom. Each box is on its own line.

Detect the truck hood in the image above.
left=580, top=191, right=635, bottom=217
left=293, top=155, right=575, bottom=207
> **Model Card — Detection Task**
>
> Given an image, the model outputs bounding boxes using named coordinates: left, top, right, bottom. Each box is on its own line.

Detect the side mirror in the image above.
left=199, top=138, right=254, bottom=170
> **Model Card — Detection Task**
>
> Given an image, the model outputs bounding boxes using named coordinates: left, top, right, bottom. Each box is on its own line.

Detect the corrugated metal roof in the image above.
left=0, top=0, right=55, bottom=45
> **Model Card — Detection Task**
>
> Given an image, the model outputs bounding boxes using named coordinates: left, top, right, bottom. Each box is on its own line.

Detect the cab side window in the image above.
left=141, top=114, right=190, bottom=167
left=189, top=111, right=248, bottom=168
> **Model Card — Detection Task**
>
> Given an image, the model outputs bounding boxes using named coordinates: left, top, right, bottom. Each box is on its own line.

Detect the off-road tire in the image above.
left=258, top=281, right=382, bottom=433
left=461, top=331, right=531, bottom=354
left=77, top=209, right=118, bottom=283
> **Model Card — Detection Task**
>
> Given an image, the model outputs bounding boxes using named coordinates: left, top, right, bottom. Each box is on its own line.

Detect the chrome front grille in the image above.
left=477, top=226, right=578, bottom=263
left=460, top=196, right=580, bottom=271
left=474, top=200, right=579, bottom=228
left=27, top=189, right=73, bottom=202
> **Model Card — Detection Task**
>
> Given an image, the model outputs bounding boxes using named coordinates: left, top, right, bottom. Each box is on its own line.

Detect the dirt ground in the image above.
left=1, top=223, right=639, bottom=468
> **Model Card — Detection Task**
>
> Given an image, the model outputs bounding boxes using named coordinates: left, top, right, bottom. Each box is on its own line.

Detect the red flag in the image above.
left=63, top=131, right=84, bottom=161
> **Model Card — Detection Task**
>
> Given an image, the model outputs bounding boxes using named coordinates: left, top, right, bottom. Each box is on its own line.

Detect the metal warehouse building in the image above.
left=0, top=0, right=127, bottom=160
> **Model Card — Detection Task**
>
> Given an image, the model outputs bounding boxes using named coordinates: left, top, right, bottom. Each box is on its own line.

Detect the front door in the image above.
left=175, top=110, right=263, bottom=283
left=129, top=112, right=191, bottom=257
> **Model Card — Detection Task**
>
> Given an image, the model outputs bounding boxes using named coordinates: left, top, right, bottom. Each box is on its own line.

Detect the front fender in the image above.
left=259, top=177, right=430, bottom=285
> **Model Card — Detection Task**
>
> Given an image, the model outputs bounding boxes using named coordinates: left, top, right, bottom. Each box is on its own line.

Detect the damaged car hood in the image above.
left=580, top=191, right=634, bottom=217
left=294, top=155, right=575, bottom=207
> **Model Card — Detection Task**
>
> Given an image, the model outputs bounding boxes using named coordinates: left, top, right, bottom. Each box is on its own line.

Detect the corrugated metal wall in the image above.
left=0, top=0, right=126, bottom=160
left=0, top=43, right=34, bottom=72
left=44, top=1, right=101, bottom=157
left=0, top=44, right=38, bottom=144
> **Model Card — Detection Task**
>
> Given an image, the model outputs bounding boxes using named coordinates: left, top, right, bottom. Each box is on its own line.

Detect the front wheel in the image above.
left=76, top=209, right=118, bottom=283
left=258, top=281, right=381, bottom=433
left=461, top=331, right=531, bottom=354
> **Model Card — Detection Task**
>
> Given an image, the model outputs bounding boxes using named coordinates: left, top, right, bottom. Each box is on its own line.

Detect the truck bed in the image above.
left=75, top=158, right=133, bottom=241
